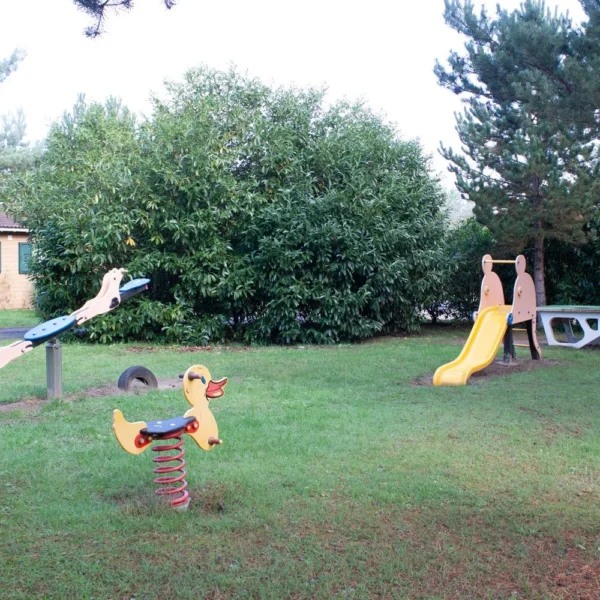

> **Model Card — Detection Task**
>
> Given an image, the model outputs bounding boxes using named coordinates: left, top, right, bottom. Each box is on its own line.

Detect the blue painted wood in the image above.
left=24, top=315, right=76, bottom=346
left=141, top=415, right=196, bottom=436
left=119, top=278, right=150, bottom=293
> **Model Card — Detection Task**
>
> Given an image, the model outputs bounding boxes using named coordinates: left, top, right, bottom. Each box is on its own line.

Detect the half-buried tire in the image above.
left=118, top=366, right=158, bottom=391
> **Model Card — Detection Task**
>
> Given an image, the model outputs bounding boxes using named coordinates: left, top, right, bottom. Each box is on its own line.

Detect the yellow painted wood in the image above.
left=112, top=409, right=149, bottom=455
left=184, top=405, right=220, bottom=451
left=113, top=365, right=227, bottom=454
left=484, top=259, right=516, bottom=264
left=182, top=365, right=227, bottom=451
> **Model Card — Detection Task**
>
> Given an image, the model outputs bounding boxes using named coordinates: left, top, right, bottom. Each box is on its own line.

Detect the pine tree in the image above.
left=436, top=0, right=600, bottom=305
left=0, top=110, right=43, bottom=173
left=73, top=0, right=176, bottom=37
left=0, top=52, right=41, bottom=173
left=0, top=49, right=25, bottom=86
left=567, top=1, right=600, bottom=129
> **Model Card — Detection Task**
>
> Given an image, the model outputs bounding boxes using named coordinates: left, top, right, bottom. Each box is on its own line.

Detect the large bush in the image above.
left=4, top=68, right=447, bottom=344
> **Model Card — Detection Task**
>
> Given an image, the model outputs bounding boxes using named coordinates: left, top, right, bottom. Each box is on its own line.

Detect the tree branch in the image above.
left=73, top=0, right=176, bottom=38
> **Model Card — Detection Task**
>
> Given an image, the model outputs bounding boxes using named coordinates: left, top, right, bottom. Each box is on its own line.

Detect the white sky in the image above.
left=0, top=0, right=586, bottom=185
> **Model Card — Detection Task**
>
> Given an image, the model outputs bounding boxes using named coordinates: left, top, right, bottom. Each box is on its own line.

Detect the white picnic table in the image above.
left=537, top=305, right=600, bottom=349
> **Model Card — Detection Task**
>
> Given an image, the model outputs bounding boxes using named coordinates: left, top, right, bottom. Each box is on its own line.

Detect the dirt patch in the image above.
left=551, top=547, right=600, bottom=599
left=413, top=358, right=561, bottom=386
left=0, top=377, right=182, bottom=414
left=264, top=497, right=600, bottom=600
left=125, top=345, right=249, bottom=353
left=0, top=397, right=47, bottom=414
left=76, top=377, right=181, bottom=399
left=394, top=510, right=600, bottom=600
left=108, top=481, right=232, bottom=517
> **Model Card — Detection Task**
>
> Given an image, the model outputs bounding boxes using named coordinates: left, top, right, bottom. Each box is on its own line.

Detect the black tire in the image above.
left=117, top=366, right=158, bottom=391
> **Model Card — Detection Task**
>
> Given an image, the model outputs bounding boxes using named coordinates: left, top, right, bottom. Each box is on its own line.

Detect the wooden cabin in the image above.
left=0, top=213, right=33, bottom=309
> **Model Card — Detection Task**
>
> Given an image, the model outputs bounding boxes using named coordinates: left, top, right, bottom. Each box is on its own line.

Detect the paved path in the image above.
left=0, top=327, right=29, bottom=340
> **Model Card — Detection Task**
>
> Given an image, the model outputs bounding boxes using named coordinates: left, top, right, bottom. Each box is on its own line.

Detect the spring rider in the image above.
left=112, top=364, right=227, bottom=509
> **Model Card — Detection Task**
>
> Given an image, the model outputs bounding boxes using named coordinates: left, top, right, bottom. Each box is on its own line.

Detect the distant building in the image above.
left=0, top=213, right=34, bottom=309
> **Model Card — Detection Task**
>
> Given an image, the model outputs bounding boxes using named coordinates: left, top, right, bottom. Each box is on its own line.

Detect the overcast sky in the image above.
left=0, top=0, right=586, bottom=186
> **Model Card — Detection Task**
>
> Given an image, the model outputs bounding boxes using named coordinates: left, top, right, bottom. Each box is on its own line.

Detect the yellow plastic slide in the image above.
left=433, top=305, right=510, bottom=386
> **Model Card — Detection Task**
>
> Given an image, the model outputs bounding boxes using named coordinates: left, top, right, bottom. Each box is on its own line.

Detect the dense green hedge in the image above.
left=429, top=214, right=600, bottom=322
left=3, top=68, right=447, bottom=344
left=540, top=210, right=600, bottom=306
left=425, top=218, right=495, bottom=321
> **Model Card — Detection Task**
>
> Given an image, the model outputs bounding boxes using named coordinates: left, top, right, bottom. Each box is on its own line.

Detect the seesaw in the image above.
left=0, top=269, right=150, bottom=398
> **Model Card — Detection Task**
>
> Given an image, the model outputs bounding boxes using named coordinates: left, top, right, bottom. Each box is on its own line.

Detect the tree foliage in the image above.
left=74, top=0, right=176, bottom=37
left=542, top=208, right=600, bottom=305
left=436, top=1, right=600, bottom=131
left=0, top=110, right=44, bottom=173
left=436, top=0, right=600, bottom=306
left=3, top=68, right=447, bottom=344
left=0, top=49, right=25, bottom=86
left=426, top=218, right=495, bottom=322
left=0, top=51, right=43, bottom=176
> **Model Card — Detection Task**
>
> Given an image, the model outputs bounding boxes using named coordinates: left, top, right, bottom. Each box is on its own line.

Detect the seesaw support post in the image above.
left=46, top=337, right=62, bottom=400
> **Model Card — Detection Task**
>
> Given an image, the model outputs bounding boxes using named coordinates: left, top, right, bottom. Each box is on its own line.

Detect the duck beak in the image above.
left=206, top=377, right=228, bottom=399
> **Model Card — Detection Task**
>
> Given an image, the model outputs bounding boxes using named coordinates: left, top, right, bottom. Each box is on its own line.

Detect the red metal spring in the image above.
left=151, top=428, right=189, bottom=508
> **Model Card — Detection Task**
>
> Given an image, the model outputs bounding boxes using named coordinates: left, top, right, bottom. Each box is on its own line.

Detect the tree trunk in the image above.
left=533, top=238, right=547, bottom=306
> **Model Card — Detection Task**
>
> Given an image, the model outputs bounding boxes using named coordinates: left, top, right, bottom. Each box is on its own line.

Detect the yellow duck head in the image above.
left=112, top=364, right=228, bottom=455
left=182, top=364, right=227, bottom=451
left=182, top=364, right=228, bottom=407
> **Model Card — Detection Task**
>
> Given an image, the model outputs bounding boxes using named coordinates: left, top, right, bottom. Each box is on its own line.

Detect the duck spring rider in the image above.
left=113, top=364, right=227, bottom=510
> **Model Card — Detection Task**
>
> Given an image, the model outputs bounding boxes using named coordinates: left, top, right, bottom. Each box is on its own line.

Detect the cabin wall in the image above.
left=0, top=232, right=34, bottom=309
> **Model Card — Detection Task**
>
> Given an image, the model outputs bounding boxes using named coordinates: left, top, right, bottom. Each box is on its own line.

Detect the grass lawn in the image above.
left=0, top=309, right=38, bottom=329
left=0, top=326, right=599, bottom=599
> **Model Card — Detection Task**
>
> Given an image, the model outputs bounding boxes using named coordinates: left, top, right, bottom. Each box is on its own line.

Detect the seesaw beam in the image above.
left=0, top=269, right=151, bottom=399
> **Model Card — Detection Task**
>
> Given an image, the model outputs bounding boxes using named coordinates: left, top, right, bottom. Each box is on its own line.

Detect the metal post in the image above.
left=46, top=337, right=63, bottom=400
left=503, top=325, right=515, bottom=364
left=526, top=319, right=541, bottom=360
left=563, top=318, right=577, bottom=344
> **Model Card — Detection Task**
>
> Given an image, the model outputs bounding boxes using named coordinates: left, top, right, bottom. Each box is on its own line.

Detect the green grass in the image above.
left=0, top=328, right=599, bottom=599
left=0, top=309, right=38, bottom=329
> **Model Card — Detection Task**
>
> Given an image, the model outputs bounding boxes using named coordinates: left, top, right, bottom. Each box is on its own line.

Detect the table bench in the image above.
left=537, top=305, right=600, bottom=349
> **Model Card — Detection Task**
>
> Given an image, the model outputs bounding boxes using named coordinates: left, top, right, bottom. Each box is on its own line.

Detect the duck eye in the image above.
left=201, top=376, right=206, bottom=384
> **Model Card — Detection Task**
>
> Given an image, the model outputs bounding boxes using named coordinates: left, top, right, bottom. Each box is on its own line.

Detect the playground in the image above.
left=0, top=325, right=599, bottom=599
left=2, top=1, right=600, bottom=598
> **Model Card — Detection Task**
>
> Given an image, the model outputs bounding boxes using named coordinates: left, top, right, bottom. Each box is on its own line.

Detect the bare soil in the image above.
left=125, top=345, right=249, bottom=353
left=413, top=357, right=562, bottom=386
left=0, top=377, right=182, bottom=414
